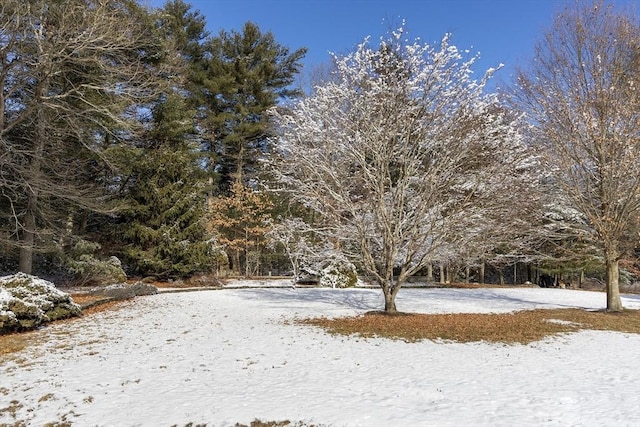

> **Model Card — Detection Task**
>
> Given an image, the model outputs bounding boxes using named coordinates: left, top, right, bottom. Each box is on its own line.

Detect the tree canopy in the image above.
left=509, top=0, right=640, bottom=311
left=271, top=25, right=538, bottom=311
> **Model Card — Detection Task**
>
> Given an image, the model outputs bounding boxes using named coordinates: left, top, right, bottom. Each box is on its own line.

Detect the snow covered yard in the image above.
left=1, top=287, right=639, bottom=426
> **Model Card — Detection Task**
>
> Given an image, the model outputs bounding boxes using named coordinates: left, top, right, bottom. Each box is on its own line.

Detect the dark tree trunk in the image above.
left=19, top=81, right=47, bottom=275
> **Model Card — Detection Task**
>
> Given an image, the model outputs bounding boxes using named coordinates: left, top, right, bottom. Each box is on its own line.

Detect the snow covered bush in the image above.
left=0, top=273, right=81, bottom=334
left=64, top=238, right=127, bottom=286
left=319, top=262, right=358, bottom=288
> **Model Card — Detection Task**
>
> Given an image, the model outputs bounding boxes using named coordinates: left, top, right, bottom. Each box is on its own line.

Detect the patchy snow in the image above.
left=1, top=286, right=639, bottom=426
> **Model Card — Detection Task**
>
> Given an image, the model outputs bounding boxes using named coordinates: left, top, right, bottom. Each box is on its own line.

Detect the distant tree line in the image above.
left=0, top=0, right=637, bottom=311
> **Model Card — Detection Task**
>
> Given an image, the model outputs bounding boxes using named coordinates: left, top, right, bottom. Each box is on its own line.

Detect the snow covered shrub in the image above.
left=319, top=262, right=358, bottom=288
left=65, top=238, right=126, bottom=285
left=0, top=273, right=81, bottom=334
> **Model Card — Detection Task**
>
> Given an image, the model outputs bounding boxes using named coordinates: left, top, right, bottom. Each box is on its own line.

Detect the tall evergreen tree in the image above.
left=101, top=1, right=216, bottom=278
left=112, top=95, right=216, bottom=278
left=195, top=22, right=307, bottom=194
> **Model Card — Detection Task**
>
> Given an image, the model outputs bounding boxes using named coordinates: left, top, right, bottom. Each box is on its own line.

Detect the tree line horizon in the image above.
left=0, top=0, right=637, bottom=312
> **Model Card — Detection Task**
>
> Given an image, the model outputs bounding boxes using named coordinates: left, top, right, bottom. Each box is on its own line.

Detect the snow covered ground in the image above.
left=1, top=286, right=639, bottom=426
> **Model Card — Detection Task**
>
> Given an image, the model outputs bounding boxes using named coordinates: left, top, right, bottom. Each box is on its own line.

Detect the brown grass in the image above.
left=299, top=308, right=640, bottom=344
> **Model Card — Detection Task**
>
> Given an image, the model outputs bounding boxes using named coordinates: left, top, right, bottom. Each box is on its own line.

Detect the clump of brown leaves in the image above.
left=299, top=309, right=640, bottom=344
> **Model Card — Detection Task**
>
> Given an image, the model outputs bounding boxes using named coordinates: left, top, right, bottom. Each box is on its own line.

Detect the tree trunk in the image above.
left=18, top=204, right=35, bottom=274
left=606, top=258, right=623, bottom=312
left=384, top=290, right=397, bottom=312
left=579, top=269, right=584, bottom=289
left=479, top=262, right=485, bottom=285
left=439, top=264, right=445, bottom=284
left=427, top=263, right=433, bottom=282
left=382, top=281, right=399, bottom=313
left=18, top=69, right=50, bottom=275
left=446, top=265, right=452, bottom=283
left=244, top=227, right=249, bottom=278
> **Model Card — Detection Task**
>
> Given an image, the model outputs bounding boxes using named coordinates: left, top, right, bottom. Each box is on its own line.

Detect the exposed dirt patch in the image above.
left=299, top=308, right=640, bottom=344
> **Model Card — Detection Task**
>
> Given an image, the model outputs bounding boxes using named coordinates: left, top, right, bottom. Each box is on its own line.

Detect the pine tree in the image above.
left=103, top=0, right=217, bottom=278
left=110, top=94, right=216, bottom=278
left=194, top=22, right=306, bottom=194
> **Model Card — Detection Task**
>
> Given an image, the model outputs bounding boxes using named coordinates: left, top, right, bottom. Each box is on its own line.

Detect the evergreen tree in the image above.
left=195, top=22, right=307, bottom=194
left=102, top=2, right=217, bottom=279
left=109, top=94, right=217, bottom=279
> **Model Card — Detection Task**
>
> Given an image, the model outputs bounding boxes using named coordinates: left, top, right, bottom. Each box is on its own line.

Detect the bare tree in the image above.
left=510, top=0, right=640, bottom=311
left=271, top=25, right=533, bottom=312
left=0, top=0, right=167, bottom=273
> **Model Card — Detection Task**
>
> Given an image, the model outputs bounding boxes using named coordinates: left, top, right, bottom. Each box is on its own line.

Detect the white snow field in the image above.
left=1, top=286, right=639, bottom=426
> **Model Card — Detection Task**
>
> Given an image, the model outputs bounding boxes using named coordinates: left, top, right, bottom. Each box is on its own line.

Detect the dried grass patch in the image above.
left=299, top=308, right=640, bottom=344
left=0, top=331, right=34, bottom=356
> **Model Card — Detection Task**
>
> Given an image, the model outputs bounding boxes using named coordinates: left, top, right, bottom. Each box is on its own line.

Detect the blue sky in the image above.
left=147, top=0, right=636, bottom=88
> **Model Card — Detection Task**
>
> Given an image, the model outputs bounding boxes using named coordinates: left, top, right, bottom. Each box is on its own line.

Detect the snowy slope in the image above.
left=1, top=287, right=639, bottom=426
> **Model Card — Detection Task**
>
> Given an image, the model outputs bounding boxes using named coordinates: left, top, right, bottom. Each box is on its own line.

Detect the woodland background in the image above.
left=0, top=0, right=638, bottom=302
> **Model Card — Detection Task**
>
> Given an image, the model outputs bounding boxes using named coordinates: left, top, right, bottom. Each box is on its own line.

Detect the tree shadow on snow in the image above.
left=235, top=287, right=382, bottom=312
left=229, top=286, right=627, bottom=314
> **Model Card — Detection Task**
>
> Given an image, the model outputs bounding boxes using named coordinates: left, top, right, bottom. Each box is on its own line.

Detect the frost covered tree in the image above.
left=272, top=25, right=534, bottom=312
left=510, top=1, right=639, bottom=311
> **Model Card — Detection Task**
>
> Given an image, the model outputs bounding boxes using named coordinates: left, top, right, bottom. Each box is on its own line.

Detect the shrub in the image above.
left=65, top=238, right=126, bottom=286
left=0, top=273, right=81, bottom=334
left=320, top=262, right=357, bottom=288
